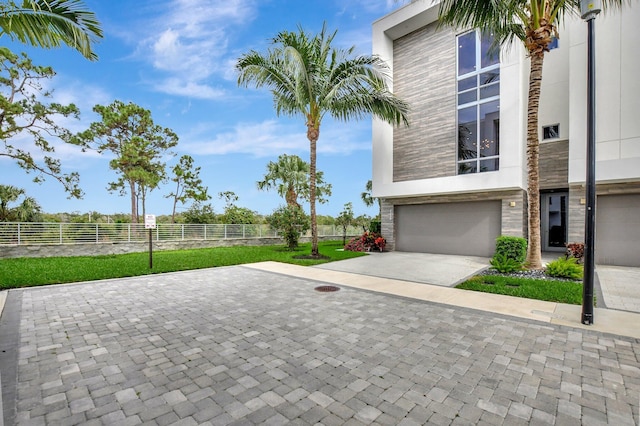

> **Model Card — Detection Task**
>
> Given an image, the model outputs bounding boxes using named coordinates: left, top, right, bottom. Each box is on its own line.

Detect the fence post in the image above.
left=18, top=223, right=21, bottom=244
left=60, top=223, right=63, bottom=244
left=224, top=224, right=227, bottom=239
left=204, top=224, right=207, bottom=240
left=181, top=224, right=184, bottom=240
left=156, top=226, right=159, bottom=241
left=96, top=223, right=99, bottom=243
left=128, top=224, right=131, bottom=242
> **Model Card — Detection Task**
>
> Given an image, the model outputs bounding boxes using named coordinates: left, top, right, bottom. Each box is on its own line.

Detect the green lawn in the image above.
left=0, top=240, right=365, bottom=289
left=456, top=274, right=584, bottom=305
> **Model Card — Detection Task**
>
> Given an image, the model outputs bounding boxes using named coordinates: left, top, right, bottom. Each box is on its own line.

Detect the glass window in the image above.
left=458, top=32, right=476, bottom=76
left=457, top=30, right=500, bottom=174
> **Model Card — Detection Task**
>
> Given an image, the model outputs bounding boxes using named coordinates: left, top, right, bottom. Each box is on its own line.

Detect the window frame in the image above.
left=456, top=30, right=500, bottom=175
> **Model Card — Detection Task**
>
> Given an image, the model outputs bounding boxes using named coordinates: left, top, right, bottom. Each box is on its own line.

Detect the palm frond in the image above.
left=0, top=0, right=102, bottom=60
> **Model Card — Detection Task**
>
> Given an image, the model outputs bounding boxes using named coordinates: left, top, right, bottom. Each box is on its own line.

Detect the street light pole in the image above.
left=580, top=0, right=601, bottom=325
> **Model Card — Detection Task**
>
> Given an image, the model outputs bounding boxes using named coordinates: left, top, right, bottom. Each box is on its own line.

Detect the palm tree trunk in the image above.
left=307, top=123, right=320, bottom=256
left=525, top=54, right=544, bottom=270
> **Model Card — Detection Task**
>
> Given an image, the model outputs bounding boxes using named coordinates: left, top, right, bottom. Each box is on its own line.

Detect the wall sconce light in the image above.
left=580, top=198, right=586, bottom=205
left=509, top=201, right=516, bottom=207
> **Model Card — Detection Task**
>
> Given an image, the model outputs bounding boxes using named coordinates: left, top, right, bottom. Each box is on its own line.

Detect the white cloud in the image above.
left=135, top=0, right=257, bottom=99
left=180, top=119, right=372, bottom=158
left=154, top=78, right=226, bottom=100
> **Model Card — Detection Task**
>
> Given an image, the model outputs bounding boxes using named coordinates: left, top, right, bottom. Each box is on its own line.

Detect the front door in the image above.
left=541, top=192, right=568, bottom=252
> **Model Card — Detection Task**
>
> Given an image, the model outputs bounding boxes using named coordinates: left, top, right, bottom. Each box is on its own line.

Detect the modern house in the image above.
left=371, top=1, right=640, bottom=267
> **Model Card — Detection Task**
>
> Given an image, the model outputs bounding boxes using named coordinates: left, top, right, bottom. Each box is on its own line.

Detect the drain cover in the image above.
left=314, top=285, right=340, bottom=292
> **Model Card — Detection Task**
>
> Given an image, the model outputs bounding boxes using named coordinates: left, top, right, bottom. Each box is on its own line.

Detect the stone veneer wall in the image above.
left=380, top=189, right=526, bottom=251
left=392, top=22, right=457, bottom=181
left=539, top=140, right=569, bottom=190
left=0, top=236, right=341, bottom=259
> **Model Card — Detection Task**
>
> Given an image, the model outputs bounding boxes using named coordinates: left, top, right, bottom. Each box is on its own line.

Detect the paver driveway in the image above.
left=1, top=265, right=639, bottom=425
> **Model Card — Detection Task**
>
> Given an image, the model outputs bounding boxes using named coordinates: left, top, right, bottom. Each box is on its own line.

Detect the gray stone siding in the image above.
left=381, top=190, right=526, bottom=251
left=568, top=185, right=586, bottom=243
left=392, top=23, right=457, bottom=182
left=539, top=140, right=569, bottom=190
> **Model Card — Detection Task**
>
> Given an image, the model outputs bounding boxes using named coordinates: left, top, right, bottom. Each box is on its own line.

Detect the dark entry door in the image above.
left=541, top=192, right=568, bottom=252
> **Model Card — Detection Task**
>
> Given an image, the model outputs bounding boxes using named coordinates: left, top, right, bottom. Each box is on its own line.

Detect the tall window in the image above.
left=457, top=31, right=500, bottom=174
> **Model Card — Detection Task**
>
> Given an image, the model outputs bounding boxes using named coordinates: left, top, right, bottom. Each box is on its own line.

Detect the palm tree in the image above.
left=237, top=23, right=409, bottom=257
left=0, top=184, right=24, bottom=221
left=437, top=0, right=623, bottom=269
left=257, top=154, right=331, bottom=208
left=0, top=0, right=102, bottom=60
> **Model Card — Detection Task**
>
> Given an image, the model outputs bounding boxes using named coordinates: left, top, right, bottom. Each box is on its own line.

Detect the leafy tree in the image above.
left=216, top=191, right=256, bottom=224
left=183, top=202, right=216, bottom=224
left=237, top=23, right=409, bottom=257
left=219, top=206, right=257, bottom=224
left=361, top=179, right=381, bottom=219
left=267, top=205, right=311, bottom=250
left=257, top=154, right=331, bottom=207
left=335, top=202, right=355, bottom=245
left=78, top=100, right=178, bottom=223
left=218, top=191, right=238, bottom=209
left=354, top=214, right=373, bottom=233
left=0, top=48, right=85, bottom=197
left=0, top=184, right=41, bottom=221
left=0, top=0, right=102, bottom=60
left=166, top=155, right=210, bottom=223
left=437, top=0, right=624, bottom=269
left=316, top=214, right=335, bottom=226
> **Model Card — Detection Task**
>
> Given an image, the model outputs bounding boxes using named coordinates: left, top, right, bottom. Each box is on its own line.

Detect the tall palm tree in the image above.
left=257, top=154, right=331, bottom=208
left=237, top=23, right=409, bottom=256
left=0, top=0, right=102, bottom=60
left=437, top=0, right=623, bottom=269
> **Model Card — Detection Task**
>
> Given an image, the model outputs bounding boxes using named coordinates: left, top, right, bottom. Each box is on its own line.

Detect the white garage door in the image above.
left=596, top=194, right=640, bottom=266
left=395, top=201, right=501, bottom=257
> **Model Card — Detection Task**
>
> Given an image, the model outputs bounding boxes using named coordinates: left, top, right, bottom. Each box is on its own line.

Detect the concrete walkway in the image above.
left=1, top=262, right=639, bottom=426
left=316, top=251, right=640, bottom=315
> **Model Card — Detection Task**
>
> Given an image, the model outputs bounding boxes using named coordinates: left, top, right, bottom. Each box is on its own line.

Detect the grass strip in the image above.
left=0, top=241, right=365, bottom=289
left=456, top=274, right=583, bottom=305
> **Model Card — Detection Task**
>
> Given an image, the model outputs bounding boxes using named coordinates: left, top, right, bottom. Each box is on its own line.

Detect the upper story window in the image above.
left=457, top=30, right=500, bottom=175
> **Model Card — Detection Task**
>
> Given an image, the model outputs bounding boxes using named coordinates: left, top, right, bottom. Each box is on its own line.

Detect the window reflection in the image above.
left=457, top=30, right=500, bottom=174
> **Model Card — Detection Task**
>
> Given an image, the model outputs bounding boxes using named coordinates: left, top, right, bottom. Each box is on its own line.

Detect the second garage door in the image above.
left=395, top=201, right=501, bottom=257
left=596, top=194, right=640, bottom=266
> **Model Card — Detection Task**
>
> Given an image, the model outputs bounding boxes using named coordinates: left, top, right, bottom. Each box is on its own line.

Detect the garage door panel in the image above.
left=596, top=194, right=640, bottom=266
left=396, top=201, right=501, bottom=257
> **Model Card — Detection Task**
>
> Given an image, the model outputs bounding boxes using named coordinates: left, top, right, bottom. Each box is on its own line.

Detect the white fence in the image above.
left=0, top=222, right=362, bottom=245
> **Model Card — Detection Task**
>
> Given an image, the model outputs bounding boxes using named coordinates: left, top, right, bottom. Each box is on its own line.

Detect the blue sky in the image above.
left=1, top=0, right=404, bottom=218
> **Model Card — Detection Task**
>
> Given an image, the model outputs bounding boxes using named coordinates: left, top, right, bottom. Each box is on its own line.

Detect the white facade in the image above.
left=371, top=1, right=640, bottom=265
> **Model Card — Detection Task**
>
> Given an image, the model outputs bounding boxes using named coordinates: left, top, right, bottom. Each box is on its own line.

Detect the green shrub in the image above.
left=266, top=205, right=310, bottom=250
left=545, top=257, right=583, bottom=280
left=494, top=236, right=527, bottom=263
left=369, top=220, right=381, bottom=234
left=489, top=253, right=523, bottom=273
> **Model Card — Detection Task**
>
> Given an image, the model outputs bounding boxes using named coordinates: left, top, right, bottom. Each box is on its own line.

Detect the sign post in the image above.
left=144, top=214, right=156, bottom=269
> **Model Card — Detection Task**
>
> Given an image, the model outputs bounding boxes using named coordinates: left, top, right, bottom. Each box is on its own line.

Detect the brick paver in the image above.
left=2, top=266, right=639, bottom=425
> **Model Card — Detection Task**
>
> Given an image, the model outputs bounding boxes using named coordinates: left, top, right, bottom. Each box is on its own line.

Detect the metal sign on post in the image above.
left=144, top=215, right=156, bottom=268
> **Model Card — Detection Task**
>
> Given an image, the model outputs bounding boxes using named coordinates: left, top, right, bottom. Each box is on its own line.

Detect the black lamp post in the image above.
left=580, top=0, right=601, bottom=325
